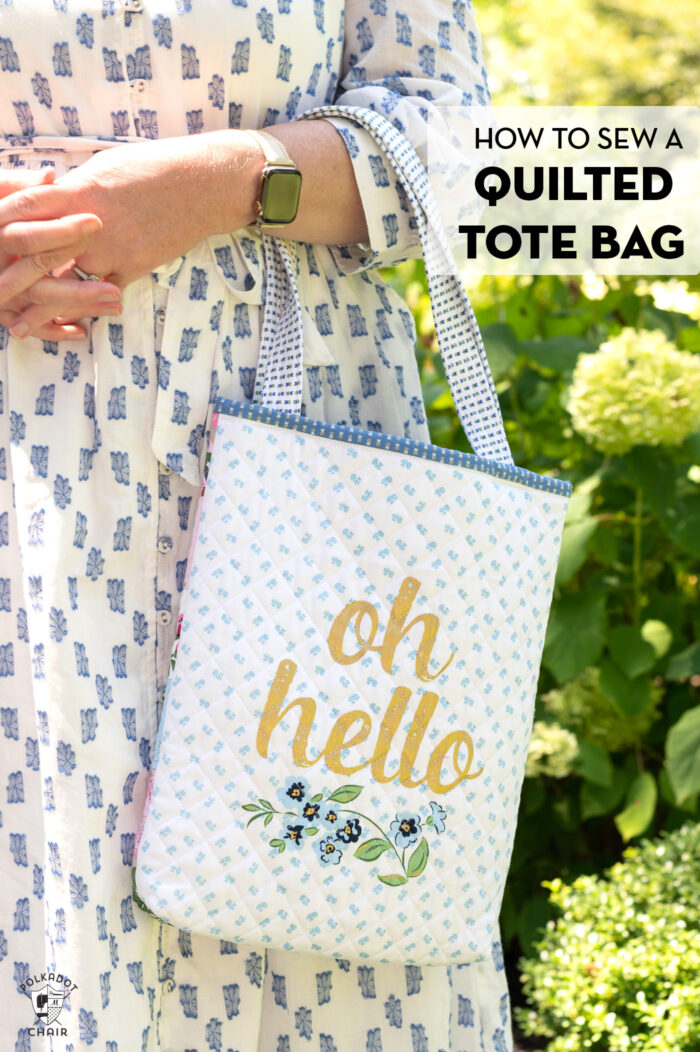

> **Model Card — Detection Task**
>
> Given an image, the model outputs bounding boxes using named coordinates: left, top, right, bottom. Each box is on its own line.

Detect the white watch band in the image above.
left=246, top=129, right=295, bottom=167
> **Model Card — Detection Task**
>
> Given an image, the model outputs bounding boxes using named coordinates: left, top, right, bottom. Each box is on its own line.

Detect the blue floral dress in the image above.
left=0, top=2, right=514, bottom=1049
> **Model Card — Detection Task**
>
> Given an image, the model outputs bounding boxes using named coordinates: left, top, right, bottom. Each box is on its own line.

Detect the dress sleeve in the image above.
left=312, top=0, right=491, bottom=273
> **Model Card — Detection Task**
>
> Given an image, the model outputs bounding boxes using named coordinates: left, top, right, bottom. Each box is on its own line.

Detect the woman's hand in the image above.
left=0, top=134, right=262, bottom=294
left=0, top=168, right=123, bottom=340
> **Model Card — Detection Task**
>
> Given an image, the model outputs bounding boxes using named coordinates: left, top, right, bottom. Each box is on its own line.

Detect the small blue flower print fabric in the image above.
left=0, top=0, right=513, bottom=1048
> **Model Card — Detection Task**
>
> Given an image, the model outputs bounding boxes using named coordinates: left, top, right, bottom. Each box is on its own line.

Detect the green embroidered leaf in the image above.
left=310, top=793, right=324, bottom=803
left=406, top=838, right=429, bottom=878
left=258, top=799, right=273, bottom=810
left=378, top=874, right=408, bottom=887
left=426, top=815, right=434, bottom=826
left=264, top=812, right=274, bottom=827
left=355, top=839, right=392, bottom=862
left=328, top=785, right=363, bottom=803
left=305, top=826, right=319, bottom=836
left=246, top=813, right=267, bottom=828
left=269, top=839, right=286, bottom=854
left=241, top=803, right=260, bottom=812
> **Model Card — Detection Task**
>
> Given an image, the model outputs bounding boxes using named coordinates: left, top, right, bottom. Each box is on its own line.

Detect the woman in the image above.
left=0, top=3, right=513, bottom=1049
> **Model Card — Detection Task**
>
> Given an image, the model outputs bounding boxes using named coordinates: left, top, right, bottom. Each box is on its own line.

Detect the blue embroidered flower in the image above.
left=281, top=821, right=306, bottom=847
left=314, top=837, right=343, bottom=866
left=57, top=740, right=76, bottom=775
left=428, top=801, right=446, bottom=834
left=405, top=964, right=422, bottom=995
left=86, top=547, right=105, bottom=581
left=277, top=776, right=311, bottom=810
left=458, top=993, right=475, bottom=1027
left=54, top=474, right=72, bottom=509
left=205, top=1017, right=222, bottom=1051
left=390, top=812, right=422, bottom=848
left=336, top=817, right=362, bottom=844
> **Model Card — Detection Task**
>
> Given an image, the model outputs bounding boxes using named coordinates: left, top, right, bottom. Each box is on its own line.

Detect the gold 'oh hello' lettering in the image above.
left=255, top=577, right=484, bottom=795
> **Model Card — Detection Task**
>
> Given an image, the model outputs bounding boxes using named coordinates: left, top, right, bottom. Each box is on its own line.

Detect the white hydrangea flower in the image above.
left=567, top=328, right=700, bottom=455
left=525, top=720, right=579, bottom=779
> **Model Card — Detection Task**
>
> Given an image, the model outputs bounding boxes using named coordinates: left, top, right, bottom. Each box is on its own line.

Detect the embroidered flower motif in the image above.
left=282, top=822, right=305, bottom=847
left=315, top=837, right=343, bottom=866
left=300, top=799, right=320, bottom=823
left=277, top=777, right=310, bottom=810
left=336, top=817, right=362, bottom=844
left=390, top=812, right=422, bottom=848
left=428, top=801, right=446, bottom=834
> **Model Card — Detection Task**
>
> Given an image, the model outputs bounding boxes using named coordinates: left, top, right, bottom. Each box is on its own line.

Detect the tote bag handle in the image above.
left=252, top=105, right=514, bottom=467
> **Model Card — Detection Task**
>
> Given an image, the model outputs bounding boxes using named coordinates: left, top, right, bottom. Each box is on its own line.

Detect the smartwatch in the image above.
left=246, top=129, right=302, bottom=230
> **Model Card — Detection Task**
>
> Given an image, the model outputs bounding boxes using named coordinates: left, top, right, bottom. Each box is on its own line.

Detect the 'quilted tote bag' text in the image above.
left=134, top=107, right=572, bottom=964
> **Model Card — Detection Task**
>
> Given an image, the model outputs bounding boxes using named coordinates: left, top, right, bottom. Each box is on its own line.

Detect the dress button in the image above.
left=157, top=686, right=166, bottom=704
left=163, top=978, right=176, bottom=994
left=157, top=536, right=172, bottom=554
left=156, top=309, right=166, bottom=325
left=134, top=79, right=146, bottom=93
left=159, top=462, right=172, bottom=475
left=157, top=610, right=172, bottom=626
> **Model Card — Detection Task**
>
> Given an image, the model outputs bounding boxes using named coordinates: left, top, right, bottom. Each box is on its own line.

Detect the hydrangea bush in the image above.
left=567, top=328, right=700, bottom=455
left=516, top=822, right=700, bottom=1051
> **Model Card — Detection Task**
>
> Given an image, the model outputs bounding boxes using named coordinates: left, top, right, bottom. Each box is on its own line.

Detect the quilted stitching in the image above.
left=135, top=413, right=569, bottom=964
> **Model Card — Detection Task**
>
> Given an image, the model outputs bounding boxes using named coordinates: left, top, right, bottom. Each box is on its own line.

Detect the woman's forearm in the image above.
left=197, top=119, right=370, bottom=246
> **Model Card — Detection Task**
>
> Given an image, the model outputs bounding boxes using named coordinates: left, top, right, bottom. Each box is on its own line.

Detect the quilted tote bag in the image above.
left=134, top=107, right=572, bottom=965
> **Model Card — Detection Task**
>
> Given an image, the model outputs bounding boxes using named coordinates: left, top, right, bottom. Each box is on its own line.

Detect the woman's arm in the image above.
left=0, top=121, right=369, bottom=337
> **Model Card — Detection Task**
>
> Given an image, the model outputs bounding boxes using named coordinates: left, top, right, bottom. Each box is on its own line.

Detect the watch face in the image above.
left=261, top=166, right=302, bottom=225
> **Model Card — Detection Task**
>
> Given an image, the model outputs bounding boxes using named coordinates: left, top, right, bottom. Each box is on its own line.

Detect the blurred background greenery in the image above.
left=386, top=2, right=700, bottom=1048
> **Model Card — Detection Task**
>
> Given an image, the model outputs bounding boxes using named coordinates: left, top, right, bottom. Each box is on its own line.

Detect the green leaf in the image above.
left=263, top=812, right=274, bottom=827
left=599, top=657, right=651, bottom=717
left=555, top=518, right=598, bottom=585
left=377, top=874, right=408, bottom=887
left=246, top=813, right=267, bottom=828
left=641, top=619, right=673, bottom=660
left=608, top=626, right=657, bottom=678
left=666, top=642, right=700, bottom=681
left=515, top=894, right=552, bottom=957
left=310, top=793, right=324, bottom=803
left=327, top=785, right=363, bottom=803
left=660, top=494, right=700, bottom=559
left=519, top=335, right=593, bottom=372
left=258, top=799, right=273, bottom=810
left=406, top=837, right=430, bottom=878
left=481, top=323, right=518, bottom=380
left=658, top=767, right=698, bottom=814
left=625, top=447, right=675, bottom=518
left=242, top=803, right=260, bottom=812
left=580, top=765, right=630, bottom=820
left=614, top=771, right=657, bottom=841
left=269, top=839, right=286, bottom=854
left=355, top=838, right=392, bottom=862
left=665, top=705, right=700, bottom=804
left=305, top=826, right=318, bottom=836
left=543, top=592, right=606, bottom=683
left=573, top=739, right=614, bottom=787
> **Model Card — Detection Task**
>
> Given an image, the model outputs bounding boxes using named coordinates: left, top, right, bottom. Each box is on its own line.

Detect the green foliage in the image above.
left=516, top=822, right=700, bottom=1051
left=478, top=0, right=700, bottom=106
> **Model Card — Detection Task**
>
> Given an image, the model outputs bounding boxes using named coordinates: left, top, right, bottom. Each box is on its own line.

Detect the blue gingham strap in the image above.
left=301, top=105, right=513, bottom=466
left=253, top=234, right=305, bottom=410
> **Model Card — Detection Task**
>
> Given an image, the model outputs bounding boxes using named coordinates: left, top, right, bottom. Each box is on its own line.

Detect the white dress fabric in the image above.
left=0, top=2, right=514, bottom=1050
